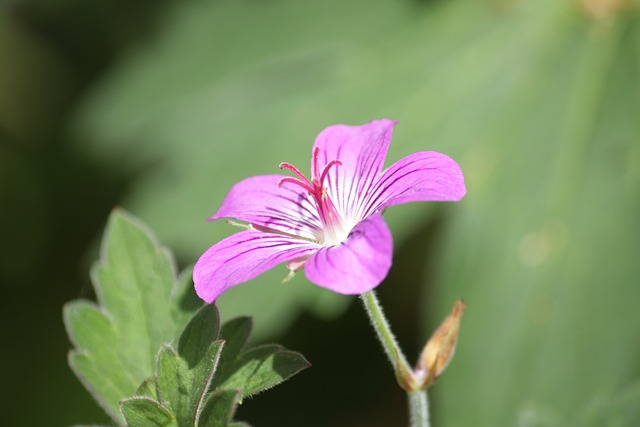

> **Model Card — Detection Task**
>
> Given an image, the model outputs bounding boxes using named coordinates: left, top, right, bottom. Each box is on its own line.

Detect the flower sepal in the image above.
left=393, top=347, right=422, bottom=392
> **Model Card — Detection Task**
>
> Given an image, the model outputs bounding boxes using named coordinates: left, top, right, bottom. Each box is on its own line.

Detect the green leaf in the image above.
left=155, top=305, right=225, bottom=426
left=211, top=344, right=310, bottom=397
left=151, top=309, right=307, bottom=424
left=177, top=304, right=221, bottom=368
left=197, top=389, right=242, bottom=427
left=155, top=346, right=188, bottom=418
left=135, top=378, right=158, bottom=400
left=120, top=397, right=176, bottom=427
left=64, top=209, right=201, bottom=422
left=219, top=317, right=252, bottom=362
left=155, top=342, right=224, bottom=426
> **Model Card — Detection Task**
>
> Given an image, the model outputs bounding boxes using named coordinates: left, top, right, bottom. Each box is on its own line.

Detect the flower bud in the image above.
left=415, top=300, right=466, bottom=389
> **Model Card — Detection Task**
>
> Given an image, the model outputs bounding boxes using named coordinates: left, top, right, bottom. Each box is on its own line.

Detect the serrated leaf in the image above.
left=120, top=397, right=176, bottom=427
left=197, top=389, right=242, bottom=427
left=64, top=209, right=201, bottom=422
left=211, top=344, right=310, bottom=397
left=119, top=304, right=306, bottom=426
left=155, top=309, right=225, bottom=427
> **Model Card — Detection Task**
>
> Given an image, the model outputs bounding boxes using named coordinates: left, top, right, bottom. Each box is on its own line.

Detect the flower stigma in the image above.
left=278, top=147, right=349, bottom=246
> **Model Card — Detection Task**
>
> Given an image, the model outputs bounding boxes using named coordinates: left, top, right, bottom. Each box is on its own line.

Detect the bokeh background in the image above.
left=1, top=0, right=639, bottom=426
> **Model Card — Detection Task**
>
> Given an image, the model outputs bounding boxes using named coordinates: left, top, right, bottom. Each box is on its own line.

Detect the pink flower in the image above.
left=194, top=119, right=466, bottom=303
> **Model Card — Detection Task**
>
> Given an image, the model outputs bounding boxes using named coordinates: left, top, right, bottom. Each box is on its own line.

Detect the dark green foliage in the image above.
left=65, top=211, right=309, bottom=426
left=123, top=305, right=308, bottom=427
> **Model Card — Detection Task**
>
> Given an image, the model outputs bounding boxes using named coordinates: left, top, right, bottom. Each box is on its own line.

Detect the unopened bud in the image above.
left=415, top=300, right=466, bottom=389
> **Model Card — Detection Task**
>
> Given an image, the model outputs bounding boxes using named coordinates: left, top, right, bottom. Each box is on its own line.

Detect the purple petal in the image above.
left=212, top=175, right=321, bottom=240
left=312, top=119, right=397, bottom=222
left=304, top=213, right=392, bottom=294
left=194, top=230, right=319, bottom=303
left=361, top=151, right=466, bottom=216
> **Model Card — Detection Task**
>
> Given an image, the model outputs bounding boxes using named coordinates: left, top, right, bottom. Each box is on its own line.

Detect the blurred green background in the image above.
left=1, top=0, right=639, bottom=426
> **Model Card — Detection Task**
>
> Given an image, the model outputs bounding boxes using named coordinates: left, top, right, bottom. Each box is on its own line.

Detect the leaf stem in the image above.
left=360, top=290, right=430, bottom=427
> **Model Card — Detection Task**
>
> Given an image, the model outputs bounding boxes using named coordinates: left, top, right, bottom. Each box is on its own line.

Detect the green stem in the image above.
left=408, top=390, right=430, bottom=427
left=360, top=291, right=411, bottom=371
left=360, top=290, right=430, bottom=427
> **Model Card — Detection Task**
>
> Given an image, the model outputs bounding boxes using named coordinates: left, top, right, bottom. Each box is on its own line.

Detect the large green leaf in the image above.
left=64, top=209, right=201, bottom=422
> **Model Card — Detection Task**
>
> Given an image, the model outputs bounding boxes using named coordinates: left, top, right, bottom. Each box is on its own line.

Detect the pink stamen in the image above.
left=277, top=176, right=314, bottom=193
left=278, top=150, right=347, bottom=244
left=278, top=162, right=316, bottom=193
left=319, top=159, right=342, bottom=185
left=279, top=162, right=311, bottom=184
left=312, top=146, right=321, bottom=179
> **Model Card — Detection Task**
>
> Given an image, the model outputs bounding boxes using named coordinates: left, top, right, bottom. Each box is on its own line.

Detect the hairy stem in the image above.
left=360, top=290, right=430, bottom=427
left=408, top=390, right=430, bottom=427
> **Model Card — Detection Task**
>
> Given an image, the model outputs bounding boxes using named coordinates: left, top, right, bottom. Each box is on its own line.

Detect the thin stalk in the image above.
left=360, top=290, right=430, bottom=427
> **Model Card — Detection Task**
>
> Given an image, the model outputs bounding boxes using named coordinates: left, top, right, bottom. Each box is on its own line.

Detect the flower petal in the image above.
left=194, top=230, right=319, bottom=303
left=312, top=119, right=397, bottom=223
left=362, top=151, right=466, bottom=216
left=211, top=174, right=321, bottom=240
left=304, top=213, right=392, bottom=294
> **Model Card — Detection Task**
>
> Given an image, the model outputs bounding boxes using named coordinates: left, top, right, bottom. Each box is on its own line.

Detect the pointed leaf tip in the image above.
left=178, top=304, right=221, bottom=368
left=211, top=344, right=311, bottom=397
